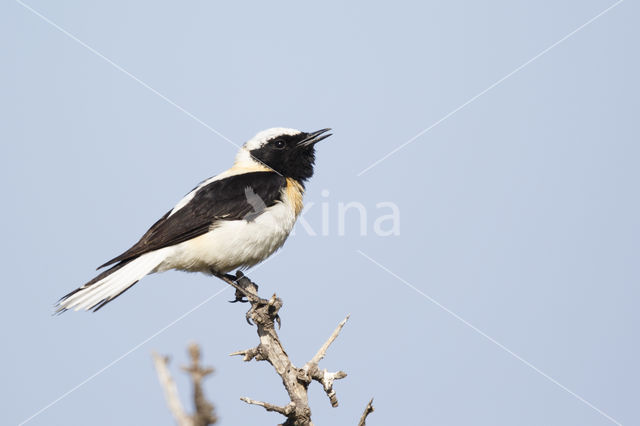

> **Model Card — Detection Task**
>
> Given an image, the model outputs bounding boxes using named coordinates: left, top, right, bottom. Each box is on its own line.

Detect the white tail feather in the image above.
left=59, top=249, right=169, bottom=311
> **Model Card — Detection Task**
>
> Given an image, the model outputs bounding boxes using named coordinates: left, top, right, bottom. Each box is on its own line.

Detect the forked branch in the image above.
left=152, top=343, right=217, bottom=426
left=153, top=271, right=375, bottom=426
left=222, top=271, right=357, bottom=425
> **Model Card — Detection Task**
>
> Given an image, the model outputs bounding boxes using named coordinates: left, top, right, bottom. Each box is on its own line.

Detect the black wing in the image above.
left=98, top=171, right=287, bottom=269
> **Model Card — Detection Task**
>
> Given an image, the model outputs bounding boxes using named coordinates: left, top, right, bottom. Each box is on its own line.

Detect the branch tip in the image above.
left=216, top=271, right=352, bottom=425
left=357, top=398, right=375, bottom=426
left=239, top=397, right=293, bottom=416
left=309, top=314, right=350, bottom=366
left=152, top=352, right=192, bottom=426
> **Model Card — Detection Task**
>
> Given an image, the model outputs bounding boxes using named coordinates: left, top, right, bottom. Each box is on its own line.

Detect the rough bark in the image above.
left=219, top=271, right=354, bottom=426
left=154, top=270, right=375, bottom=425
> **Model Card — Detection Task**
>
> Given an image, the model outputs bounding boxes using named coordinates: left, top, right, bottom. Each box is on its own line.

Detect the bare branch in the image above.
left=357, top=398, right=375, bottom=426
left=153, top=344, right=217, bottom=426
left=309, top=315, right=350, bottom=365
left=308, top=368, right=348, bottom=407
left=220, top=271, right=350, bottom=425
left=302, top=316, right=350, bottom=407
left=239, top=397, right=295, bottom=416
left=229, top=346, right=264, bottom=362
left=154, top=272, right=372, bottom=426
left=152, top=352, right=193, bottom=426
left=182, top=343, right=217, bottom=426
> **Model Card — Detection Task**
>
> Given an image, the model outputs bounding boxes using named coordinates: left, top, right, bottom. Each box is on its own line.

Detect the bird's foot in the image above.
left=211, top=269, right=244, bottom=302
left=232, top=272, right=272, bottom=325
left=211, top=270, right=272, bottom=325
left=227, top=271, right=259, bottom=304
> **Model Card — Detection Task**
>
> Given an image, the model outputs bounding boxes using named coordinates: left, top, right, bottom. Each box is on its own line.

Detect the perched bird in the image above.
left=57, top=127, right=332, bottom=312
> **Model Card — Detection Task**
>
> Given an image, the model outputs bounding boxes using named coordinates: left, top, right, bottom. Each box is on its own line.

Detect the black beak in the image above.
left=298, top=128, right=332, bottom=147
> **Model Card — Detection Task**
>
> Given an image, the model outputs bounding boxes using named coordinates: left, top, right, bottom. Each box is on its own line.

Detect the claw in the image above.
left=228, top=287, right=249, bottom=303
left=218, top=271, right=269, bottom=326
left=275, top=314, right=281, bottom=329
left=233, top=271, right=259, bottom=299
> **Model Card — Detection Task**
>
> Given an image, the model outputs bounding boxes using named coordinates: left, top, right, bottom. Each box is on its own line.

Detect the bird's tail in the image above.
left=56, top=249, right=168, bottom=313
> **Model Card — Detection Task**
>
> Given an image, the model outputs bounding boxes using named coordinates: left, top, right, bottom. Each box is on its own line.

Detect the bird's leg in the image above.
left=233, top=271, right=259, bottom=295
left=211, top=270, right=271, bottom=325
left=223, top=272, right=247, bottom=303
left=228, top=271, right=259, bottom=304
left=235, top=271, right=281, bottom=329
left=211, top=270, right=280, bottom=326
left=228, top=281, right=249, bottom=304
left=233, top=271, right=271, bottom=325
left=211, top=269, right=250, bottom=303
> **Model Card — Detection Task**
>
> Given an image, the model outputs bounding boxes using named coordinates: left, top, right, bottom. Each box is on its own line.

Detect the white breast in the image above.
left=158, top=188, right=298, bottom=274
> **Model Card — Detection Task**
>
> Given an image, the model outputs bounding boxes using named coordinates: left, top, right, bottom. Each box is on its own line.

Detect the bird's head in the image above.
left=235, top=127, right=332, bottom=183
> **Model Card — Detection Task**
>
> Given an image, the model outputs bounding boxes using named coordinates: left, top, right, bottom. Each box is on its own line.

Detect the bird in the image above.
left=57, top=127, right=332, bottom=312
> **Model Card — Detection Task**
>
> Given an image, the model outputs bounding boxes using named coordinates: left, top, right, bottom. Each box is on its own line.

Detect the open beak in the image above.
left=298, top=128, right=332, bottom=147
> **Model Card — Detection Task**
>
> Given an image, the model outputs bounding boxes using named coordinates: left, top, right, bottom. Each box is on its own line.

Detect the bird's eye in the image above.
left=274, top=139, right=286, bottom=149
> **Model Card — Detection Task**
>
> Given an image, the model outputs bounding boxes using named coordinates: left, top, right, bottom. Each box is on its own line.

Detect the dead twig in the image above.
left=222, top=271, right=350, bottom=426
left=152, top=353, right=192, bottom=426
left=183, top=343, right=217, bottom=426
left=357, top=398, right=375, bottom=426
left=303, top=315, right=350, bottom=407
left=152, top=344, right=217, bottom=426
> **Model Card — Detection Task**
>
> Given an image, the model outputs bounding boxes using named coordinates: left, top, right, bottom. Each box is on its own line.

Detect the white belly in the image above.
left=158, top=199, right=298, bottom=274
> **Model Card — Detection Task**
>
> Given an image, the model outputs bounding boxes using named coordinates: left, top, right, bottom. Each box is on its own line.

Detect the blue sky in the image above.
left=2, top=1, right=638, bottom=425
